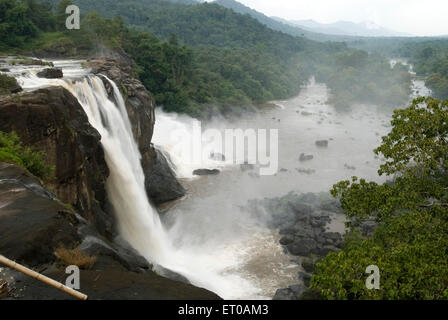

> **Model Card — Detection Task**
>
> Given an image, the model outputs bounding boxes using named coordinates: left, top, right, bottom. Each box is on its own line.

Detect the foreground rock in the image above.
left=0, top=87, right=111, bottom=236
left=37, top=68, right=63, bottom=79
left=88, top=59, right=186, bottom=204
left=0, top=162, right=220, bottom=300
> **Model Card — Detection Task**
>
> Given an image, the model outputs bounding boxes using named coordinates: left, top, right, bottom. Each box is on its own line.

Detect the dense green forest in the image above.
left=310, top=97, right=448, bottom=299
left=0, top=0, right=413, bottom=116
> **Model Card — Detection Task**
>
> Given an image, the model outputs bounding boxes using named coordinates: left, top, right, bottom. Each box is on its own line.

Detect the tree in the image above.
left=313, top=98, right=448, bottom=300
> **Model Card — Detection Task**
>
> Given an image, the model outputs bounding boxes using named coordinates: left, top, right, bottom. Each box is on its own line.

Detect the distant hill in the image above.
left=282, top=19, right=412, bottom=37
left=211, top=0, right=395, bottom=42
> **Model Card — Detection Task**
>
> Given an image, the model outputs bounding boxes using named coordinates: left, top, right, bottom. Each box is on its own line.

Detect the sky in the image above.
left=233, top=0, right=448, bottom=37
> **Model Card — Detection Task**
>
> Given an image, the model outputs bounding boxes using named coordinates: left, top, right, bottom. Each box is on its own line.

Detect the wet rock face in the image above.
left=145, top=148, right=186, bottom=204
left=0, top=87, right=111, bottom=236
left=88, top=59, right=186, bottom=204
left=0, top=163, right=220, bottom=300
left=0, top=163, right=82, bottom=266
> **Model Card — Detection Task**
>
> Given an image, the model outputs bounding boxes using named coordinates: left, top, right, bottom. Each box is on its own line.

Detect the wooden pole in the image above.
left=0, top=254, right=87, bottom=300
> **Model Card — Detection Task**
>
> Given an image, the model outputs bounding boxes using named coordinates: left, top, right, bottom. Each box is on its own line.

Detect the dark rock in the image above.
left=299, top=153, right=314, bottom=162
left=290, top=284, right=307, bottom=297
left=0, top=163, right=81, bottom=266
left=9, top=269, right=220, bottom=300
left=301, top=257, right=317, bottom=273
left=273, top=284, right=307, bottom=300
left=1, top=68, right=10, bottom=72
left=273, top=288, right=296, bottom=300
left=315, top=140, right=329, bottom=148
left=287, top=238, right=318, bottom=256
left=193, top=169, right=220, bottom=176
left=316, top=245, right=339, bottom=256
left=0, top=87, right=111, bottom=236
left=298, top=272, right=312, bottom=287
left=279, top=235, right=294, bottom=245
left=0, top=162, right=220, bottom=300
left=145, top=148, right=186, bottom=204
left=0, top=73, right=22, bottom=94
left=37, top=68, right=63, bottom=79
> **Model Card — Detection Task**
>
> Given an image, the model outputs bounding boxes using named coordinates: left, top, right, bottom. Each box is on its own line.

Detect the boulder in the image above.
left=298, top=272, right=312, bottom=287
left=273, top=285, right=307, bottom=300
left=37, top=68, right=63, bottom=79
left=0, top=73, right=22, bottom=94
left=299, top=153, right=314, bottom=162
left=193, top=169, right=220, bottom=176
left=145, top=148, right=186, bottom=204
left=287, top=238, right=318, bottom=256
left=315, top=140, right=329, bottom=148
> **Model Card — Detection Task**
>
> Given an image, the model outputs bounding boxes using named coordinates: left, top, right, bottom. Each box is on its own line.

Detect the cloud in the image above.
left=236, top=0, right=448, bottom=36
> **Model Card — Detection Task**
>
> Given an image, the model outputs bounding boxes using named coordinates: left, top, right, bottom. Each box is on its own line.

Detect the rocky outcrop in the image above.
left=37, top=68, right=63, bottom=79
left=0, top=163, right=220, bottom=300
left=193, top=169, right=221, bottom=176
left=247, top=192, right=344, bottom=300
left=0, top=73, right=22, bottom=95
left=87, top=59, right=186, bottom=204
left=0, top=87, right=112, bottom=236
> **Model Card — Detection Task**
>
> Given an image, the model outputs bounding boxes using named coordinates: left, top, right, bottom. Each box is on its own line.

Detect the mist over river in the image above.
left=152, top=76, right=430, bottom=299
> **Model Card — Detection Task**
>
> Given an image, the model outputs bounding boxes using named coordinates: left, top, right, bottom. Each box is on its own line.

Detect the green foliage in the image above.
left=0, top=72, right=19, bottom=94
left=311, top=207, right=448, bottom=300
left=0, top=131, right=54, bottom=181
left=317, top=98, right=448, bottom=300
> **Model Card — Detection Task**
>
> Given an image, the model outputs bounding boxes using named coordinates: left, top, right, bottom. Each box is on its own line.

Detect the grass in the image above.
left=54, top=247, right=97, bottom=270
left=0, top=131, right=54, bottom=181
left=0, top=280, right=12, bottom=299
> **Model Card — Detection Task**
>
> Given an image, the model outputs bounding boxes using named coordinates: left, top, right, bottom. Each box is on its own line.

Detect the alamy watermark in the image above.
left=66, top=5, right=80, bottom=30
left=365, top=265, right=380, bottom=290
left=169, top=121, right=279, bottom=176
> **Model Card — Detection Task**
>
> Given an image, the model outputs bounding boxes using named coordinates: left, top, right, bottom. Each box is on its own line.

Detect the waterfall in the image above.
left=12, top=62, right=262, bottom=299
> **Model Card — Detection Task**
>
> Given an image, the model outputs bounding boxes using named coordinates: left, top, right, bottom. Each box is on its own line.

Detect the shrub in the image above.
left=54, top=247, right=97, bottom=270
left=0, top=131, right=54, bottom=181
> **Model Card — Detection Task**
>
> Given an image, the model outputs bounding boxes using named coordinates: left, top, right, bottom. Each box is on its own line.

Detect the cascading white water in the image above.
left=10, top=62, right=261, bottom=299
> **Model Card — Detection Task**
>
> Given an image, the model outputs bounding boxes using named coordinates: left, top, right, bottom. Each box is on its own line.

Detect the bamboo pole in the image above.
left=0, top=254, right=87, bottom=300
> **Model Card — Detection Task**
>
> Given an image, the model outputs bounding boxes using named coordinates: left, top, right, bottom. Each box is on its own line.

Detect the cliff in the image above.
left=0, top=86, right=112, bottom=236
left=0, top=162, right=219, bottom=300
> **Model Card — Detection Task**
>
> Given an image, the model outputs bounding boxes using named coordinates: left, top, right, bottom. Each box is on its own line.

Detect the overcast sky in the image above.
left=233, top=0, right=447, bottom=36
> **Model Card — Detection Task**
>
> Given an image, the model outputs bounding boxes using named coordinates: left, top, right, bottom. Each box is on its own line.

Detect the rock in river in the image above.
left=193, top=169, right=221, bottom=176
left=37, top=68, right=63, bottom=79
